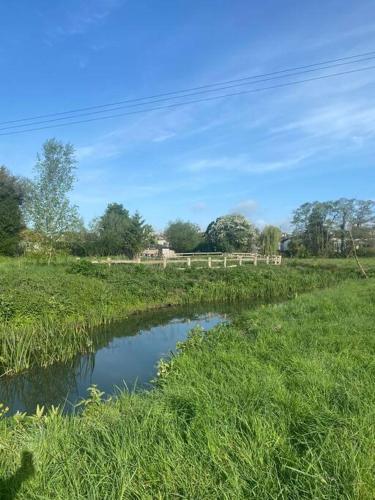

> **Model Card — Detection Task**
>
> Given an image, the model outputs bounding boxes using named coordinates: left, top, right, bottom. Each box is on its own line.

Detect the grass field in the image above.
left=2, top=256, right=372, bottom=374
left=0, top=276, right=374, bottom=498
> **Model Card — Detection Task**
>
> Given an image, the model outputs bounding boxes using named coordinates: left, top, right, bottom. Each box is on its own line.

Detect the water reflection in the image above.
left=0, top=304, right=239, bottom=415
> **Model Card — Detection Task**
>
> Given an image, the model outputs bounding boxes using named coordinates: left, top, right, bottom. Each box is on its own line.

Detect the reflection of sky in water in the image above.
left=0, top=307, right=230, bottom=415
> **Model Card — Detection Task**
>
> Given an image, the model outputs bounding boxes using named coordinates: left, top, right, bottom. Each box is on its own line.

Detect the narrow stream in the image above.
left=0, top=303, right=247, bottom=415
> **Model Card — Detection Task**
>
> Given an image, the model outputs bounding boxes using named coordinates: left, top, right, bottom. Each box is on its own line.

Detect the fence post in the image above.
left=107, top=257, right=111, bottom=267
left=239, top=256, right=243, bottom=266
left=187, top=257, right=191, bottom=268
left=253, top=255, right=257, bottom=266
left=208, top=257, right=212, bottom=268
left=266, top=255, right=269, bottom=265
left=223, top=256, right=227, bottom=268
left=163, top=258, right=167, bottom=269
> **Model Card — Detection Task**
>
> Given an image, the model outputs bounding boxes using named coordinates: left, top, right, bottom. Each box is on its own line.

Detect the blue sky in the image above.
left=1, top=0, right=374, bottom=231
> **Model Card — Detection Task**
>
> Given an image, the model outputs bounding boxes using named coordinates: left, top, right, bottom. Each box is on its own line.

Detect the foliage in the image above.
left=259, top=225, right=281, bottom=255
left=92, top=203, right=153, bottom=258
left=165, top=220, right=202, bottom=252
left=205, top=214, right=257, bottom=252
left=66, top=259, right=104, bottom=277
left=23, top=139, right=80, bottom=260
left=0, top=258, right=368, bottom=374
left=292, top=198, right=375, bottom=257
left=60, top=228, right=92, bottom=257
left=19, top=228, right=46, bottom=256
left=0, top=279, right=374, bottom=498
left=0, top=166, right=24, bottom=255
left=357, top=245, right=375, bottom=257
left=333, top=198, right=375, bottom=255
left=0, top=402, right=9, bottom=418
left=284, top=236, right=308, bottom=257
left=127, top=211, right=154, bottom=257
left=292, top=201, right=334, bottom=256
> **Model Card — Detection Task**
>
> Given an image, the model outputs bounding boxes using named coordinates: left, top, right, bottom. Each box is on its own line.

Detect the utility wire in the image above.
left=1, top=55, right=375, bottom=132
left=1, top=64, right=374, bottom=137
left=1, top=50, right=375, bottom=127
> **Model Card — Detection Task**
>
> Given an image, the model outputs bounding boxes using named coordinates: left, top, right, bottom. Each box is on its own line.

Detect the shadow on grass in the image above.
left=0, top=451, right=35, bottom=499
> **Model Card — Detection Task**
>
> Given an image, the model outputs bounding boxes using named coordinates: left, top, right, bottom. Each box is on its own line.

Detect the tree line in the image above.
left=1, top=138, right=374, bottom=259
left=289, top=199, right=375, bottom=257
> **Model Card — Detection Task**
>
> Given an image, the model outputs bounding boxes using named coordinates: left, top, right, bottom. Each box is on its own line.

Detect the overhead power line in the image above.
left=1, top=64, right=374, bottom=137
left=1, top=49, right=375, bottom=129
left=1, top=55, right=375, bottom=132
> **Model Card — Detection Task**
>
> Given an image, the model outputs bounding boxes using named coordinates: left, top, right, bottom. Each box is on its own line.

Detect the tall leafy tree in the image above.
left=292, top=202, right=335, bottom=256
left=332, top=198, right=354, bottom=256
left=127, top=211, right=154, bottom=258
left=95, top=203, right=131, bottom=255
left=25, top=139, right=80, bottom=260
left=292, top=199, right=375, bottom=256
left=0, top=166, right=24, bottom=255
left=352, top=200, right=375, bottom=228
left=259, top=225, right=281, bottom=255
left=332, top=198, right=375, bottom=255
left=165, top=220, right=202, bottom=252
left=95, top=203, right=152, bottom=257
left=205, top=214, right=256, bottom=252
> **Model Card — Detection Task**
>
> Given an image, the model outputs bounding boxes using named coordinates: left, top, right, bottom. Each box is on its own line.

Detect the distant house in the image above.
left=279, top=231, right=375, bottom=256
left=279, top=233, right=292, bottom=253
left=161, top=248, right=176, bottom=258
left=142, top=248, right=159, bottom=258
left=332, top=235, right=375, bottom=254
left=141, top=233, right=174, bottom=258
left=156, top=235, right=170, bottom=248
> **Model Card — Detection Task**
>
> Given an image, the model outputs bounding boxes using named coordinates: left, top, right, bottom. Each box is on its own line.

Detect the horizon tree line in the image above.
left=1, top=138, right=374, bottom=259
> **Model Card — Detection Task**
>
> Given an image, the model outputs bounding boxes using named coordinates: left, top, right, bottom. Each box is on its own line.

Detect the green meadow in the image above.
left=0, top=258, right=374, bottom=498
left=2, top=256, right=372, bottom=375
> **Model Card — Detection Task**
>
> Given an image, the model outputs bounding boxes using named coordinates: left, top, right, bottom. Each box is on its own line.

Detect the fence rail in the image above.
left=91, top=253, right=282, bottom=269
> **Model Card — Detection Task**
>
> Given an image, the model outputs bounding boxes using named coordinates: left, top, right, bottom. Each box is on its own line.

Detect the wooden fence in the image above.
left=91, top=252, right=282, bottom=269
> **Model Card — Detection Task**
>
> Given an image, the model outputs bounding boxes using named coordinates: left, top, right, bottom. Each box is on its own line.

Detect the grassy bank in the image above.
left=0, top=278, right=374, bottom=498
left=1, top=257, right=369, bottom=374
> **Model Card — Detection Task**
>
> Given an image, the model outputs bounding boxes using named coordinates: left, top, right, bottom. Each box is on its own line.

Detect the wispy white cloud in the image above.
left=183, top=152, right=312, bottom=175
left=271, top=103, right=375, bottom=143
left=152, top=131, right=176, bottom=143
left=75, top=142, right=123, bottom=161
left=232, top=199, right=258, bottom=216
left=191, top=201, right=208, bottom=212
left=77, top=167, right=107, bottom=183
left=71, top=192, right=109, bottom=206
left=49, top=0, right=124, bottom=38
left=74, top=103, right=228, bottom=161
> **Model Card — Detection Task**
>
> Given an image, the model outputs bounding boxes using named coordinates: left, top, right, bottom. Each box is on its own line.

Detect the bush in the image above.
left=357, top=246, right=375, bottom=257
left=67, top=259, right=107, bottom=278
left=0, top=295, right=15, bottom=321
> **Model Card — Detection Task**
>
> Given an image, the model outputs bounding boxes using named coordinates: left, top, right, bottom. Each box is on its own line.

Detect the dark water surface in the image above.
left=0, top=303, right=246, bottom=415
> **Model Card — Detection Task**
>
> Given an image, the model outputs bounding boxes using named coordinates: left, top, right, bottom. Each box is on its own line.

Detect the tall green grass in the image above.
left=0, top=258, right=368, bottom=374
left=0, top=278, right=374, bottom=498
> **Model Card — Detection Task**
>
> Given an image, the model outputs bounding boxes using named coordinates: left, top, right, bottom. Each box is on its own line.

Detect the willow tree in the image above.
left=259, top=225, right=281, bottom=255
left=25, top=139, right=80, bottom=261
